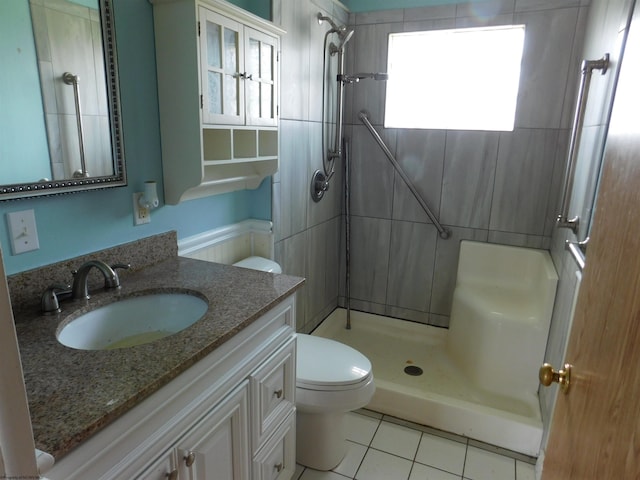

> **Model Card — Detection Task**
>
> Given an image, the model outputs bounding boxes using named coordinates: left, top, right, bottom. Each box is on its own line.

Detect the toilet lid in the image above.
left=232, top=256, right=282, bottom=273
left=296, top=334, right=372, bottom=389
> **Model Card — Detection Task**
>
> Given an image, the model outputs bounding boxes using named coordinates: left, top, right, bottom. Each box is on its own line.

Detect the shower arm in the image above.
left=359, top=111, right=450, bottom=239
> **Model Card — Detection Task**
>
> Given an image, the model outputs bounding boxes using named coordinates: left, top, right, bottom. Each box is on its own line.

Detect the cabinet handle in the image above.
left=184, top=451, right=196, bottom=467
left=273, top=389, right=283, bottom=399
left=166, top=470, right=178, bottom=480
left=274, top=462, right=284, bottom=472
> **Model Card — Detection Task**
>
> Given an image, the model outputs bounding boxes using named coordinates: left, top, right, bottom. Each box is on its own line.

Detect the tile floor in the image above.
left=293, top=410, right=537, bottom=480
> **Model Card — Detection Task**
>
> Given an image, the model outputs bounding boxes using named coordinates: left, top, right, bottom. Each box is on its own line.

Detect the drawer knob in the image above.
left=167, top=470, right=178, bottom=480
left=184, top=451, right=196, bottom=467
left=274, top=462, right=284, bottom=472
left=274, top=389, right=283, bottom=399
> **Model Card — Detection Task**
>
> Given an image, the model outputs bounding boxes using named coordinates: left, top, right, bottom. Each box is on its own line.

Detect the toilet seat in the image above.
left=296, top=334, right=373, bottom=391
left=232, top=256, right=282, bottom=273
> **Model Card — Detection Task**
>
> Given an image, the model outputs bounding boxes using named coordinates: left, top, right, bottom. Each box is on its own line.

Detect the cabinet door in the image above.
left=250, top=338, right=295, bottom=451
left=199, top=8, right=244, bottom=125
left=244, top=27, right=278, bottom=127
left=177, top=381, right=250, bottom=480
left=252, top=411, right=296, bottom=480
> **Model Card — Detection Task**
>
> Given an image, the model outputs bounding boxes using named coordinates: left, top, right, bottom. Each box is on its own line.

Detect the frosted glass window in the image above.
left=224, top=74, right=238, bottom=115
left=261, top=83, right=272, bottom=118
left=206, top=21, right=221, bottom=68
left=248, top=80, right=260, bottom=118
left=208, top=72, right=222, bottom=114
left=248, top=39, right=260, bottom=77
left=224, top=28, right=237, bottom=74
left=261, top=43, right=273, bottom=81
left=385, top=25, right=525, bottom=131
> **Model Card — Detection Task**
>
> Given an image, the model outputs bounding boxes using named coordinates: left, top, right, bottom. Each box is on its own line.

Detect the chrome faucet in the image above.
left=71, top=260, right=129, bottom=300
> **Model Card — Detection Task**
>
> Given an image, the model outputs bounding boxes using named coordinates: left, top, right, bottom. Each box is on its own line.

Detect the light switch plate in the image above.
left=6, top=210, right=40, bottom=255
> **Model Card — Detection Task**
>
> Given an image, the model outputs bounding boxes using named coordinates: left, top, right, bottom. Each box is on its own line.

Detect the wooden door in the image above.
left=542, top=4, right=640, bottom=478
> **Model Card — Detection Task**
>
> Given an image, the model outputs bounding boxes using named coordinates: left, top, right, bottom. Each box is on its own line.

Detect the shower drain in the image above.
left=404, top=365, right=423, bottom=376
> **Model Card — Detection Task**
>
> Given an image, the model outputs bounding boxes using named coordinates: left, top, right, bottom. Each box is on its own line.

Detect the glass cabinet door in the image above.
left=244, top=27, right=278, bottom=126
left=199, top=8, right=244, bottom=125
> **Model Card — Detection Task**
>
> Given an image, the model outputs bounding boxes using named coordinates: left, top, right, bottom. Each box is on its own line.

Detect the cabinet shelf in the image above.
left=152, top=0, right=284, bottom=204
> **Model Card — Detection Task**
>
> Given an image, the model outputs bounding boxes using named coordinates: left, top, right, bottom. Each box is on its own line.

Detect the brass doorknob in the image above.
left=539, top=363, right=572, bottom=394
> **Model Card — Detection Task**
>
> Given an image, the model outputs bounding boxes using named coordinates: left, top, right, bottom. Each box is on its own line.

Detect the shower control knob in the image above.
left=539, top=363, right=572, bottom=394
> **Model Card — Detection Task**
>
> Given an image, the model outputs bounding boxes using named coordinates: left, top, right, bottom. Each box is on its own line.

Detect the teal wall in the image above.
left=0, top=0, right=51, bottom=184
left=343, top=0, right=485, bottom=12
left=227, top=0, right=271, bottom=20
left=0, top=0, right=271, bottom=275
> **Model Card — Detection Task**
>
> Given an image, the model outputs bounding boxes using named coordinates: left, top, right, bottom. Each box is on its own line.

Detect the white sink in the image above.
left=57, top=292, right=208, bottom=350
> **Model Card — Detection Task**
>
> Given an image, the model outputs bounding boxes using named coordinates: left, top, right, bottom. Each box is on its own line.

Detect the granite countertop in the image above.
left=14, top=256, right=304, bottom=460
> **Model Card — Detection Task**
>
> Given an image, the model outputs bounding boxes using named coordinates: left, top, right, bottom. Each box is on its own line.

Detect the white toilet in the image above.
left=233, top=256, right=376, bottom=470
left=295, top=334, right=375, bottom=470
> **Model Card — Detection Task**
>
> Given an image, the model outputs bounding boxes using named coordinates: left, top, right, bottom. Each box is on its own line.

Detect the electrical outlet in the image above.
left=6, top=210, right=40, bottom=254
left=133, top=193, right=150, bottom=226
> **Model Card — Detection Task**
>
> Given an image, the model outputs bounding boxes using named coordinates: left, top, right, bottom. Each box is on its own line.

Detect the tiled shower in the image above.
left=273, top=0, right=588, bottom=331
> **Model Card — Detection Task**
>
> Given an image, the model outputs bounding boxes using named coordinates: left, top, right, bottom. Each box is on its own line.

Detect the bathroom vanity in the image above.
left=13, top=255, right=303, bottom=479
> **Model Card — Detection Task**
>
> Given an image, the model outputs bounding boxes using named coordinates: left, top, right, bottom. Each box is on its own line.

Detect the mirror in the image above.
left=0, top=0, right=125, bottom=200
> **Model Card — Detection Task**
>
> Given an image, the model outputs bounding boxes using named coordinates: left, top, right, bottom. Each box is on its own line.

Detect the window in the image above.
left=384, top=25, right=525, bottom=131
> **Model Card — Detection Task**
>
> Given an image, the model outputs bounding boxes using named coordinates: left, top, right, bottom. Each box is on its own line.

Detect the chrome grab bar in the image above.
left=565, top=238, right=589, bottom=272
left=358, top=111, right=450, bottom=239
left=62, top=72, right=89, bottom=178
left=556, top=54, right=609, bottom=234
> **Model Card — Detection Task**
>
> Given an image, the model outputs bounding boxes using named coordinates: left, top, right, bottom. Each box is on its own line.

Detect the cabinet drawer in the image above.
left=252, top=411, right=296, bottom=480
left=250, top=337, right=296, bottom=451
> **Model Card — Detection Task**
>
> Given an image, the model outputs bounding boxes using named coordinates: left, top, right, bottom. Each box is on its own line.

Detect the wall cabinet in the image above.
left=152, top=0, right=284, bottom=203
left=46, top=295, right=297, bottom=480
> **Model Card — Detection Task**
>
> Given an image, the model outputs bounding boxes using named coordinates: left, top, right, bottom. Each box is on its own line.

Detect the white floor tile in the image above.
left=415, top=433, right=466, bottom=476
left=345, top=412, right=380, bottom=446
left=333, top=441, right=367, bottom=478
left=371, top=421, right=422, bottom=460
left=300, top=468, right=350, bottom=479
left=463, top=446, right=515, bottom=480
left=409, top=463, right=462, bottom=480
left=515, top=460, right=536, bottom=480
left=294, top=464, right=306, bottom=479
left=356, top=449, right=413, bottom=480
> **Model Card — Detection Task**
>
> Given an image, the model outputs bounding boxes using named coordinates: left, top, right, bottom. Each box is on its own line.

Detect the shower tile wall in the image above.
left=341, top=1, right=590, bottom=326
left=272, top=0, right=348, bottom=333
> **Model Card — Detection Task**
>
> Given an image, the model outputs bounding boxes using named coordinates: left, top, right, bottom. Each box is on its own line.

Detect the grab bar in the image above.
left=62, top=72, right=89, bottom=178
left=565, top=238, right=588, bottom=272
left=359, top=111, right=450, bottom=239
left=556, top=54, right=609, bottom=234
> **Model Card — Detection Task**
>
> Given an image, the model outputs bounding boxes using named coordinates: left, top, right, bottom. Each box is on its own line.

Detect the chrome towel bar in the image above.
left=63, top=72, right=89, bottom=178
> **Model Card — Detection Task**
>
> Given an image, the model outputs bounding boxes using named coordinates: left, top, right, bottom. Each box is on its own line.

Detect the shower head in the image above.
left=317, top=12, right=342, bottom=32
left=317, top=12, right=353, bottom=50
left=336, top=28, right=354, bottom=49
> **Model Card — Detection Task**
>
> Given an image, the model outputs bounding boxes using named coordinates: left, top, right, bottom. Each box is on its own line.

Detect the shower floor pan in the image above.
left=312, top=308, right=543, bottom=457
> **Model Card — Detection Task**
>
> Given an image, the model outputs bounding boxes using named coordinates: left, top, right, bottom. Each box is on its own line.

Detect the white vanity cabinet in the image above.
left=152, top=0, right=284, bottom=204
left=46, top=295, right=297, bottom=480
